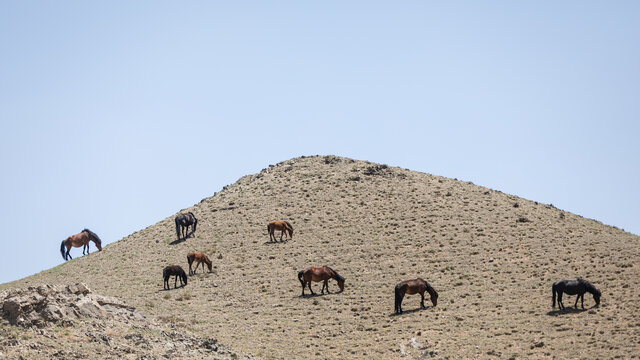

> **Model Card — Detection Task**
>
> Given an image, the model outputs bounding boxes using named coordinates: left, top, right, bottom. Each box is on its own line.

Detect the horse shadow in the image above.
left=169, top=238, right=186, bottom=246
left=388, top=306, right=434, bottom=317
left=546, top=307, right=594, bottom=316
left=296, top=290, right=343, bottom=299
left=263, top=240, right=288, bottom=245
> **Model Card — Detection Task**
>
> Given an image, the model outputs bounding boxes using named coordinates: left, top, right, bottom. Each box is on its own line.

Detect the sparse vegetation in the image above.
left=1, top=155, right=638, bottom=359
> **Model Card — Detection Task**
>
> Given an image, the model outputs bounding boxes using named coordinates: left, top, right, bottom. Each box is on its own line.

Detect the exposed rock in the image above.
left=0, top=283, right=143, bottom=328
left=0, top=284, right=252, bottom=360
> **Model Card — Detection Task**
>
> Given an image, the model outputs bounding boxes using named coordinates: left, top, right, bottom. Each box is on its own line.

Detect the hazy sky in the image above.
left=1, top=1, right=638, bottom=284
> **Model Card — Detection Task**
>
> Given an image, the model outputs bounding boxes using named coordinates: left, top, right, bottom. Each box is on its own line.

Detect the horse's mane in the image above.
left=82, top=228, right=101, bottom=243
left=578, top=278, right=600, bottom=295
left=284, top=221, right=293, bottom=230
left=324, top=266, right=344, bottom=282
left=418, top=278, right=438, bottom=296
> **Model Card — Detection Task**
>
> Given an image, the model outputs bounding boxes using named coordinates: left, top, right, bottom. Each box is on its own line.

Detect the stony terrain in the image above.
left=2, top=155, right=639, bottom=359
left=0, top=283, right=250, bottom=359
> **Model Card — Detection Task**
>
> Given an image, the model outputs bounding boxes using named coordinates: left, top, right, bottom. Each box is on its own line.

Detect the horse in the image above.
left=163, top=265, right=188, bottom=290
left=267, top=220, right=293, bottom=242
left=60, top=229, right=102, bottom=261
left=552, top=278, right=601, bottom=310
left=187, top=252, right=212, bottom=275
left=175, top=212, right=198, bottom=240
left=394, top=278, right=438, bottom=314
left=297, top=266, right=345, bottom=296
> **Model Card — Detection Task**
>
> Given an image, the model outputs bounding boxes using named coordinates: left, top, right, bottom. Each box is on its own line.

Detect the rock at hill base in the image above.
left=1, top=283, right=143, bottom=328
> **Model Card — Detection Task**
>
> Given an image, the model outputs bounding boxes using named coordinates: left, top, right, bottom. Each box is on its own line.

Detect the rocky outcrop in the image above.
left=0, top=283, right=144, bottom=328
left=0, top=284, right=252, bottom=359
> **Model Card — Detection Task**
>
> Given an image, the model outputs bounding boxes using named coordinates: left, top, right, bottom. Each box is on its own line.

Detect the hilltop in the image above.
left=2, top=155, right=639, bottom=359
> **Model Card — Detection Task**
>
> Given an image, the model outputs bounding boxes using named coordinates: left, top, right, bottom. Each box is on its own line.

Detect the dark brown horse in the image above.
left=163, top=265, right=188, bottom=290
left=267, top=220, right=293, bottom=242
left=297, top=266, right=345, bottom=296
left=175, top=212, right=197, bottom=240
left=60, top=229, right=102, bottom=261
left=395, top=278, right=438, bottom=314
left=187, top=252, right=212, bottom=275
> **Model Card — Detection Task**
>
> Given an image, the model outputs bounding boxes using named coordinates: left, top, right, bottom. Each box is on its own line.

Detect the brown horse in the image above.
left=187, top=252, right=212, bottom=275
left=175, top=212, right=197, bottom=240
left=267, top=220, right=293, bottom=242
left=297, top=266, right=345, bottom=296
left=163, top=265, right=188, bottom=290
left=60, top=229, right=102, bottom=261
left=395, top=278, right=438, bottom=314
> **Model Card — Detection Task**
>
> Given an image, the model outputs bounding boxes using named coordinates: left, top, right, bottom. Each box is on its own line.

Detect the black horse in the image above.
left=175, top=212, right=197, bottom=240
left=552, top=278, right=601, bottom=310
left=163, top=265, right=188, bottom=290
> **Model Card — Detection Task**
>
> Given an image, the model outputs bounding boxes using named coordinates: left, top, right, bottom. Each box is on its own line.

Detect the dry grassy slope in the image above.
left=3, top=155, right=639, bottom=359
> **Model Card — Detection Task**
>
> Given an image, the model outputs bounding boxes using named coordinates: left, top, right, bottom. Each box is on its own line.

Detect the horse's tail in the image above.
left=394, top=284, right=402, bottom=311
left=175, top=217, right=181, bottom=238
left=552, top=283, right=557, bottom=308
left=60, top=240, right=66, bottom=260
left=285, top=221, right=294, bottom=238
left=298, top=270, right=305, bottom=287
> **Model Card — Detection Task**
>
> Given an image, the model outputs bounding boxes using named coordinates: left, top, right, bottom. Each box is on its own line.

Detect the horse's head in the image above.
left=96, top=242, right=102, bottom=251
left=206, top=259, right=213, bottom=272
left=430, top=290, right=439, bottom=306
left=593, top=288, right=601, bottom=306
left=335, top=274, right=345, bottom=292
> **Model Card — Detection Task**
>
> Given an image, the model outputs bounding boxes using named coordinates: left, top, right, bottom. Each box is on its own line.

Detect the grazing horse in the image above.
left=163, top=265, right=188, bottom=290
left=395, top=278, right=438, bottom=314
left=175, top=212, right=197, bottom=240
left=60, top=229, right=102, bottom=261
left=552, top=278, right=601, bottom=310
left=297, top=266, right=345, bottom=296
left=187, top=252, right=212, bottom=275
left=267, top=220, right=293, bottom=242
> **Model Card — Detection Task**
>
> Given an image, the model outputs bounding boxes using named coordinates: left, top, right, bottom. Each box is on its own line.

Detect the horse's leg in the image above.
left=558, top=292, right=564, bottom=310
left=174, top=275, right=178, bottom=289
left=325, top=280, right=330, bottom=294
left=308, top=282, right=314, bottom=295
left=301, top=280, right=305, bottom=296
left=280, top=230, right=284, bottom=242
left=66, top=246, right=72, bottom=260
left=581, top=293, right=585, bottom=309
left=574, top=294, right=579, bottom=309
left=321, top=280, right=326, bottom=294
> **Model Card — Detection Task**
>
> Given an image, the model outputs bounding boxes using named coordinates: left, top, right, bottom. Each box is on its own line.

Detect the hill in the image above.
left=2, top=155, right=639, bottom=359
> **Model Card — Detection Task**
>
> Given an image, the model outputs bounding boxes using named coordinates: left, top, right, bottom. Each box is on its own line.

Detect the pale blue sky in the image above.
left=1, top=1, right=638, bottom=284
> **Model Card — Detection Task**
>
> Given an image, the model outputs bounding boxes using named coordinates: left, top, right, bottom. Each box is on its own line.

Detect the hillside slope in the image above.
left=3, top=155, right=639, bottom=359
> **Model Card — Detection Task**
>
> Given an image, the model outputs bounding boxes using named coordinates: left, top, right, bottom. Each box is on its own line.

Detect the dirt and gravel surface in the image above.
left=2, top=155, right=639, bottom=359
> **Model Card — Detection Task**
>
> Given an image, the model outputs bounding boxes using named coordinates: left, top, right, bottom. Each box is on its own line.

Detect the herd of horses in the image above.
left=60, top=213, right=603, bottom=314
